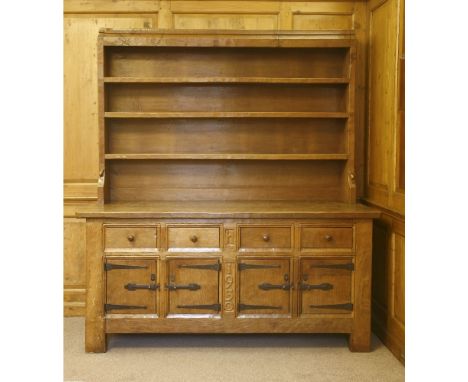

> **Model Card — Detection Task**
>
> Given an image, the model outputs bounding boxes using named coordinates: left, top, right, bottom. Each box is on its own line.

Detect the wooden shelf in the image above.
left=104, top=112, right=349, bottom=119
left=76, top=201, right=381, bottom=219
left=104, top=153, right=349, bottom=160
left=103, top=77, right=350, bottom=84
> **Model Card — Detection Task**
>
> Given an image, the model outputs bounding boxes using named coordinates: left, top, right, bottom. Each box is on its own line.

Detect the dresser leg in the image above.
left=348, top=330, right=371, bottom=352
left=85, top=318, right=107, bottom=353
left=85, top=221, right=107, bottom=352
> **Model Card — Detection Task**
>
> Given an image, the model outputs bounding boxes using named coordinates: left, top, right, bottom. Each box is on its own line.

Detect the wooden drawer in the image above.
left=104, top=225, right=158, bottom=251
left=167, top=225, right=221, bottom=251
left=239, top=225, right=292, bottom=251
left=301, top=226, right=353, bottom=250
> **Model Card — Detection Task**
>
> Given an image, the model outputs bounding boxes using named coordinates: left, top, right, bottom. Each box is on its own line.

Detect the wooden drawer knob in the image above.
left=262, top=234, right=270, bottom=242
left=324, top=235, right=332, bottom=241
left=190, top=235, right=198, bottom=243
left=127, top=234, right=135, bottom=242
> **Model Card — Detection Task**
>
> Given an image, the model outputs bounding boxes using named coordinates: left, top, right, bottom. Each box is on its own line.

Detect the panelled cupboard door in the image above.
left=105, top=259, right=158, bottom=314
left=238, top=258, right=291, bottom=315
left=166, top=258, right=221, bottom=315
left=300, top=257, right=354, bottom=315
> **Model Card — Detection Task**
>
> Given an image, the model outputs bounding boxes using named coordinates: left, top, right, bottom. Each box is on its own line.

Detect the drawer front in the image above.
left=239, top=226, right=292, bottom=251
left=104, top=225, right=158, bottom=251
left=167, top=226, right=221, bottom=251
left=301, top=226, right=353, bottom=250
left=299, top=257, right=354, bottom=315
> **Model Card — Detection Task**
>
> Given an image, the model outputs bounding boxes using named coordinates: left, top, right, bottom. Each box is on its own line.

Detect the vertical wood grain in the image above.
left=64, top=217, right=87, bottom=316
left=365, top=0, right=404, bottom=363
left=85, top=220, right=106, bottom=352
left=371, top=210, right=405, bottom=363
left=64, top=14, right=155, bottom=193
left=365, top=0, right=404, bottom=215
left=348, top=219, right=372, bottom=351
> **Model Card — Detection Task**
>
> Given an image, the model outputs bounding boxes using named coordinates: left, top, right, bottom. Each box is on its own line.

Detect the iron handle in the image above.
left=190, top=235, right=198, bottom=243
left=124, top=283, right=159, bottom=291
left=166, top=283, right=201, bottom=291
left=127, top=234, right=135, bottom=242
left=258, top=282, right=292, bottom=291
left=262, top=234, right=270, bottom=242
left=324, top=235, right=332, bottom=241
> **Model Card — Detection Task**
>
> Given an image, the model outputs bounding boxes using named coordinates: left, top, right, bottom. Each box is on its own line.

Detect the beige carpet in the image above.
left=64, top=318, right=404, bottom=382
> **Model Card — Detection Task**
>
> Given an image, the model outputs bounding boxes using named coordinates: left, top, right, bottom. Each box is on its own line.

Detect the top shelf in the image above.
left=103, top=77, right=350, bottom=84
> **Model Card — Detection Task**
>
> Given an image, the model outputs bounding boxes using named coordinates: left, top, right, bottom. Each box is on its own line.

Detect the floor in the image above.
left=64, top=318, right=404, bottom=382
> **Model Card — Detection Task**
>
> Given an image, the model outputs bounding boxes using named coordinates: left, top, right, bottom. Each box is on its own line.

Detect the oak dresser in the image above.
left=77, top=29, right=380, bottom=353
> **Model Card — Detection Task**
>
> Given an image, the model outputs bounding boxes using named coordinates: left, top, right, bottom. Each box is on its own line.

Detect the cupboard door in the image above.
left=300, top=257, right=353, bottom=315
left=166, top=258, right=221, bottom=315
left=105, top=259, right=158, bottom=314
left=238, top=258, right=291, bottom=315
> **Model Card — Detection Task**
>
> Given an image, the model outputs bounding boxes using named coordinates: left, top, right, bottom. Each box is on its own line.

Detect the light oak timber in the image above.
left=104, top=111, right=350, bottom=118
left=104, top=154, right=349, bottom=160
left=85, top=221, right=106, bottom=352
left=64, top=0, right=161, bottom=14
left=364, top=0, right=405, bottom=362
left=106, top=46, right=349, bottom=78
left=64, top=216, right=88, bottom=316
left=105, top=83, right=347, bottom=113
left=365, top=201, right=405, bottom=363
left=62, top=5, right=397, bottom=360
left=77, top=201, right=380, bottom=220
left=348, top=219, right=373, bottom=351
left=106, top=118, right=347, bottom=155
left=106, top=317, right=354, bottom=334
left=81, top=30, right=378, bottom=354
left=103, top=77, right=350, bottom=84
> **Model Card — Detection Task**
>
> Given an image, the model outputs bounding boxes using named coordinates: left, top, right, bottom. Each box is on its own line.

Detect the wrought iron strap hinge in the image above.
left=165, top=283, right=201, bottom=291
left=309, top=303, right=353, bottom=311
left=105, top=263, right=148, bottom=271
left=124, top=283, right=159, bottom=291
left=105, top=304, right=147, bottom=311
left=238, top=303, right=282, bottom=311
left=300, top=282, right=333, bottom=291
left=310, top=263, right=354, bottom=271
left=258, top=283, right=292, bottom=291
left=238, top=263, right=281, bottom=271
left=176, top=303, right=221, bottom=311
left=178, top=263, right=221, bottom=271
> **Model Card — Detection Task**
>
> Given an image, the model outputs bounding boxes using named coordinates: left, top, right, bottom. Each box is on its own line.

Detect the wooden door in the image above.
left=166, top=258, right=221, bottom=315
left=105, top=259, right=157, bottom=314
left=238, top=258, right=291, bottom=315
left=299, top=257, right=354, bottom=315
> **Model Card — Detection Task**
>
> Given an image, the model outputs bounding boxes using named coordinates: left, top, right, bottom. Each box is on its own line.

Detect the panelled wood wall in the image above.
left=63, top=0, right=404, bottom=363
left=365, top=0, right=405, bottom=363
